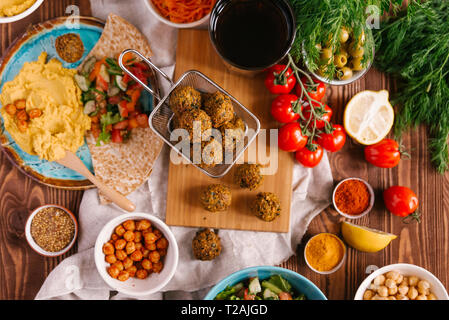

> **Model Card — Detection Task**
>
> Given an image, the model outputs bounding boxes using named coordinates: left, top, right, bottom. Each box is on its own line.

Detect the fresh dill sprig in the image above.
left=288, top=0, right=401, bottom=80
left=375, top=0, right=449, bottom=173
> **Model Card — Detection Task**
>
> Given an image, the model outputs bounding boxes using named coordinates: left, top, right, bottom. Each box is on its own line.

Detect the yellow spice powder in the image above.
left=305, top=233, right=345, bottom=272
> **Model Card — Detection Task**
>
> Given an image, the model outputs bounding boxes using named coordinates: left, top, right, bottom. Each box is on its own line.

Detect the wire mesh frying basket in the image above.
left=119, top=49, right=260, bottom=178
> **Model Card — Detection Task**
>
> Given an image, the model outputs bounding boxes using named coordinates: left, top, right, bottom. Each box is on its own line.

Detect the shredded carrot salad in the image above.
left=151, top=0, right=216, bottom=24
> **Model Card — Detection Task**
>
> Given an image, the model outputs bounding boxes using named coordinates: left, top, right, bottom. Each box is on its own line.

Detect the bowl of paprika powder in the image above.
left=332, top=178, right=374, bottom=219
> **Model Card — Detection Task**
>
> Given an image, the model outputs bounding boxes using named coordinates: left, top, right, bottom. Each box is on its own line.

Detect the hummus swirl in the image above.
left=0, top=0, right=36, bottom=17
left=0, top=52, right=91, bottom=161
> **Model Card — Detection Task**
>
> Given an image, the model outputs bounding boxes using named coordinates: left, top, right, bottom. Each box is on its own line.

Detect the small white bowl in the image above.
left=143, top=0, right=211, bottom=29
left=0, top=0, right=44, bottom=24
left=332, top=177, right=375, bottom=219
left=25, top=204, right=78, bottom=257
left=94, top=212, right=179, bottom=297
left=304, top=233, right=347, bottom=275
left=354, top=263, right=449, bottom=300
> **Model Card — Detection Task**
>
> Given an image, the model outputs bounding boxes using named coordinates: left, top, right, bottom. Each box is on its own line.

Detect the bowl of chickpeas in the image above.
left=302, top=26, right=374, bottom=85
left=354, top=264, right=449, bottom=300
left=94, top=213, right=179, bottom=296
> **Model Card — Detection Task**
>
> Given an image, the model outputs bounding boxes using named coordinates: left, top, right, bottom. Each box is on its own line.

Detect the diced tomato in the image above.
left=111, top=129, right=123, bottom=143
left=108, top=95, right=121, bottom=105
left=133, top=61, right=149, bottom=71
left=106, top=124, right=112, bottom=132
left=99, top=107, right=107, bottom=114
left=121, top=52, right=135, bottom=66
left=128, top=117, right=139, bottom=129
left=91, top=123, right=101, bottom=138
left=278, top=292, right=292, bottom=300
left=118, top=100, right=129, bottom=118
left=113, top=120, right=129, bottom=130
left=243, top=289, right=256, bottom=300
left=122, top=73, right=131, bottom=84
left=136, top=114, right=149, bottom=128
left=90, top=115, right=100, bottom=123
left=128, top=111, right=139, bottom=118
left=89, top=58, right=105, bottom=82
left=96, top=75, right=109, bottom=92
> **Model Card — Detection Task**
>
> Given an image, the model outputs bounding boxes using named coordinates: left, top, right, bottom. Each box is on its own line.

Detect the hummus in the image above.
left=0, top=52, right=91, bottom=161
left=0, top=0, right=36, bottom=17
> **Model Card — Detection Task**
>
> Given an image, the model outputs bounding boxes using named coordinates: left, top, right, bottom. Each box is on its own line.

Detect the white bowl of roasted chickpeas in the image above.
left=94, top=213, right=179, bottom=296
left=354, top=264, right=449, bottom=300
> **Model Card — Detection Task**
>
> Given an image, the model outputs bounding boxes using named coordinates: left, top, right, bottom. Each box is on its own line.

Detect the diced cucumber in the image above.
left=107, top=86, right=120, bottom=97
left=248, top=277, right=262, bottom=295
left=261, top=280, right=283, bottom=295
left=74, top=74, right=91, bottom=92
left=81, top=56, right=97, bottom=75
left=99, top=64, right=110, bottom=83
left=232, top=282, right=244, bottom=291
left=263, top=288, right=279, bottom=300
left=115, top=75, right=127, bottom=91
left=84, top=100, right=96, bottom=114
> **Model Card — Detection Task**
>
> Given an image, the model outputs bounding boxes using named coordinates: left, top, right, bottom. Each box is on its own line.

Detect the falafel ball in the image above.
left=203, top=91, right=234, bottom=128
left=192, top=229, right=222, bottom=261
left=169, top=86, right=202, bottom=115
left=179, top=108, right=212, bottom=141
left=234, top=163, right=264, bottom=190
left=220, top=116, right=246, bottom=155
left=251, top=192, right=281, bottom=222
left=200, top=184, right=232, bottom=212
left=192, top=138, right=223, bottom=168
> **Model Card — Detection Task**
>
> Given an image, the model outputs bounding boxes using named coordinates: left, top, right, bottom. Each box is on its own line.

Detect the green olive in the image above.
left=317, top=64, right=328, bottom=77
left=340, top=27, right=350, bottom=43
left=334, top=54, right=348, bottom=68
left=350, top=57, right=364, bottom=71
left=337, top=67, right=353, bottom=80
left=339, top=48, right=349, bottom=58
left=348, top=42, right=364, bottom=58
left=320, top=48, right=334, bottom=65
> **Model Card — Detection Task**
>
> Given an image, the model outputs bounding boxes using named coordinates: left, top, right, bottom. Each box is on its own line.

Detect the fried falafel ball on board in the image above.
left=169, top=86, right=202, bottom=116
left=203, top=91, right=234, bottom=128
left=234, top=163, right=264, bottom=190
left=251, top=192, right=281, bottom=222
left=200, top=184, right=232, bottom=212
left=220, top=116, right=246, bottom=155
left=192, top=229, right=222, bottom=261
left=179, top=108, right=212, bottom=141
left=192, top=138, right=223, bottom=168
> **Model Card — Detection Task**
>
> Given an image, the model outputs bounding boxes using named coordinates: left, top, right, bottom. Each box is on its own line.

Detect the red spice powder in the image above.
left=334, top=179, right=370, bottom=215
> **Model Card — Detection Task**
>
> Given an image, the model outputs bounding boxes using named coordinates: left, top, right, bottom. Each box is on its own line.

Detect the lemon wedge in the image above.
left=343, top=90, right=394, bottom=145
left=341, top=221, right=397, bottom=253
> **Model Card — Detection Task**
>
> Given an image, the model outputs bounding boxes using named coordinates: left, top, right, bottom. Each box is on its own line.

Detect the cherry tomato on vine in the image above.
left=301, top=101, right=333, bottom=129
left=278, top=122, right=308, bottom=152
left=271, top=94, right=301, bottom=123
left=316, top=124, right=346, bottom=152
left=295, top=143, right=323, bottom=168
left=295, top=77, right=326, bottom=101
left=264, top=64, right=296, bottom=95
left=364, top=139, right=408, bottom=168
left=383, top=186, right=421, bottom=223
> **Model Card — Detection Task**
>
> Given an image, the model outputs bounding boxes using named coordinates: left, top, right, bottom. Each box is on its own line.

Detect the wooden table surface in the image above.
left=0, top=0, right=447, bottom=300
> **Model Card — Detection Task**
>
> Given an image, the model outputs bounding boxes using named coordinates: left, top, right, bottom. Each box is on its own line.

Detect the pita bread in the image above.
left=83, top=13, right=163, bottom=204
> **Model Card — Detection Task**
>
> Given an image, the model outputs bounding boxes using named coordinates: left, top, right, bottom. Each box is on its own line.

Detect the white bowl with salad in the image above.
left=204, top=266, right=326, bottom=300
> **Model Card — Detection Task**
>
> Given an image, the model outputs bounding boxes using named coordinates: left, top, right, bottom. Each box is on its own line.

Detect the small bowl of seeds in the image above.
left=25, top=204, right=78, bottom=257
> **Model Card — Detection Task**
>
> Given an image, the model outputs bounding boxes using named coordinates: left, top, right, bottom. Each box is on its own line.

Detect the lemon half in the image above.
left=343, top=90, right=394, bottom=145
left=341, top=221, right=397, bottom=253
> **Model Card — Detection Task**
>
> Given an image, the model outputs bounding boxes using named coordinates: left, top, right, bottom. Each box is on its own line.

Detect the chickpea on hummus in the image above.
left=0, top=52, right=91, bottom=161
left=0, top=0, right=36, bottom=17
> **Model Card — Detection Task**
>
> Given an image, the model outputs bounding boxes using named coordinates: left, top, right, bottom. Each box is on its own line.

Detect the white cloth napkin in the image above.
left=34, top=0, right=334, bottom=300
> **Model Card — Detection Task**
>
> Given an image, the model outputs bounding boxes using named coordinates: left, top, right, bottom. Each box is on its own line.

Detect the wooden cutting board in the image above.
left=165, top=29, right=293, bottom=233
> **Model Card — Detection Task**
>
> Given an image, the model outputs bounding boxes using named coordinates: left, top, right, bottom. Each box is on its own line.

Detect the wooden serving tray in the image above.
left=165, top=29, right=293, bottom=233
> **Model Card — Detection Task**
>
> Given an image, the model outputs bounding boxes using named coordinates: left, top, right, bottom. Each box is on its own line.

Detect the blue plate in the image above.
left=0, top=17, right=157, bottom=189
left=204, top=266, right=327, bottom=300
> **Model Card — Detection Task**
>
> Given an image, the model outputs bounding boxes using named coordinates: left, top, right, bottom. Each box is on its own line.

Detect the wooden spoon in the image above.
left=56, top=151, right=136, bottom=212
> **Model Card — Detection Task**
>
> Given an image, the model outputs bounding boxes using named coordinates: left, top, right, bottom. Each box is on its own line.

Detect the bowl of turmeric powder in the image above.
left=332, top=177, right=374, bottom=219
left=304, top=233, right=346, bottom=275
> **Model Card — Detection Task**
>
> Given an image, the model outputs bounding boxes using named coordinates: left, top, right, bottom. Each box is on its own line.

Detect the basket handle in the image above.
left=118, top=49, right=173, bottom=100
